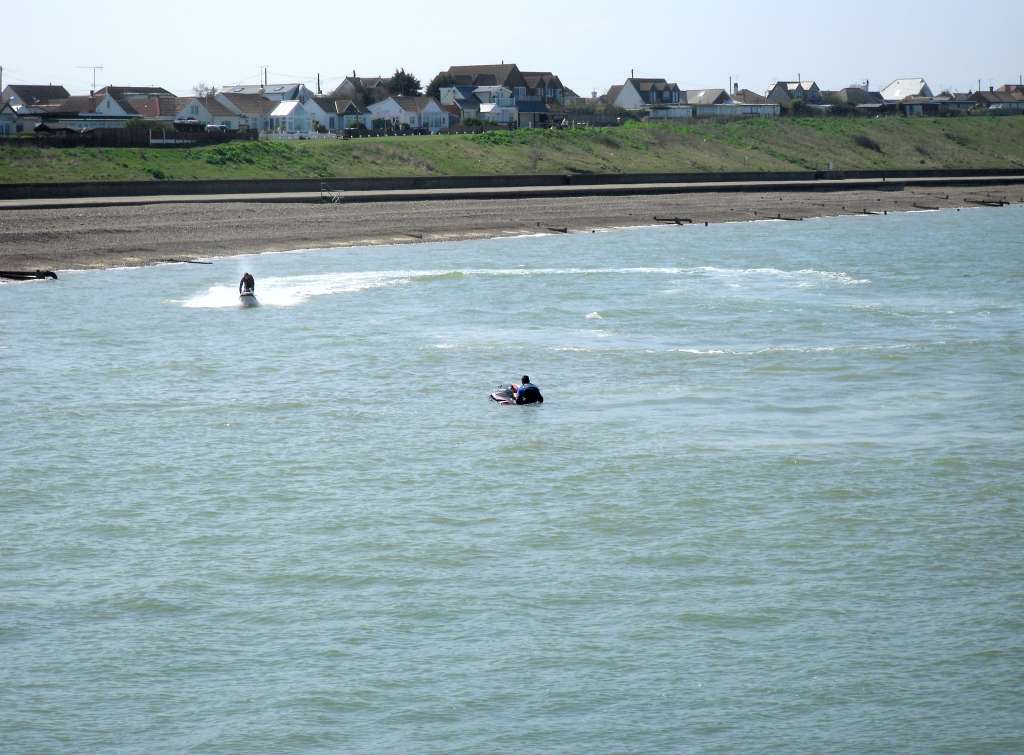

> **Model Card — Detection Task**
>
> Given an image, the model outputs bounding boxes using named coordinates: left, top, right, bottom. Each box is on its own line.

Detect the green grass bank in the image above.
left=2, top=117, right=1023, bottom=184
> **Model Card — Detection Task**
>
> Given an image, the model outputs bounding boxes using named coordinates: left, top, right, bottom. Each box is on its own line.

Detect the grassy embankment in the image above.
left=1, top=117, right=1023, bottom=184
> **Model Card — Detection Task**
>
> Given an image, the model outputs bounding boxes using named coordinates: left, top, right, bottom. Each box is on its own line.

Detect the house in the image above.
left=268, top=100, right=324, bottom=133
left=605, top=78, right=682, bottom=109
left=311, top=98, right=368, bottom=130
left=216, top=92, right=278, bottom=132
left=930, top=91, right=976, bottom=114
left=332, top=75, right=393, bottom=104
left=766, top=80, right=822, bottom=105
left=445, top=64, right=528, bottom=100
left=880, top=78, right=932, bottom=103
left=1, top=84, right=70, bottom=110
left=175, top=96, right=243, bottom=130
left=997, top=84, right=1024, bottom=95
left=367, top=96, right=450, bottom=132
left=439, top=86, right=482, bottom=121
left=31, top=94, right=136, bottom=129
left=478, top=101, right=518, bottom=125
left=969, top=89, right=1024, bottom=114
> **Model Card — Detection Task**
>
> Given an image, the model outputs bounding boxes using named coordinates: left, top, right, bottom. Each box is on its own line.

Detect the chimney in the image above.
left=734, top=82, right=739, bottom=94
left=631, top=69, right=634, bottom=79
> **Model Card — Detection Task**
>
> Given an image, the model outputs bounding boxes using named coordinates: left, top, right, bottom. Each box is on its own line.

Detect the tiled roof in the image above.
left=3, top=84, right=70, bottom=105
left=98, top=85, right=176, bottom=98
left=218, top=92, right=277, bottom=116
left=392, top=95, right=439, bottom=113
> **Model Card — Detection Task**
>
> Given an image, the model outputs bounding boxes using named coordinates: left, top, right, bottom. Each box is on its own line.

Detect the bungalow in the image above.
left=367, top=96, right=450, bottom=132
left=31, top=93, right=135, bottom=129
left=606, top=78, right=682, bottom=109
left=1, top=84, right=70, bottom=110
left=766, top=80, right=822, bottom=105
left=268, top=100, right=322, bottom=133
left=216, top=92, right=277, bottom=132
left=880, top=78, right=932, bottom=104
left=311, top=98, right=368, bottom=130
left=175, top=96, right=242, bottom=130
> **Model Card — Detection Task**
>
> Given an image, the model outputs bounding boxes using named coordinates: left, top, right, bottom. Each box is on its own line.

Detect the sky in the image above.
left=3, top=0, right=1022, bottom=97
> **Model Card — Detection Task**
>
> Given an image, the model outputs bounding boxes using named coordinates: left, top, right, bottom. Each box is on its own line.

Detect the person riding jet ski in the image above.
left=513, top=375, right=543, bottom=405
left=239, top=272, right=255, bottom=295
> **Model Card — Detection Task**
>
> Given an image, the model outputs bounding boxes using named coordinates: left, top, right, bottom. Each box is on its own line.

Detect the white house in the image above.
left=219, top=83, right=314, bottom=102
left=1, top=84, right=70, bottom=111
left=31, top=94, right=135, bottom=129
left=367, top=96, right=450, bottom=132
left=269, top=100, right=319, bottom=133
left=0, top=103, right=20, bottom=135
left=880, top=78, right=933, bottom=103
left=479, top=101, right=518, bottom=125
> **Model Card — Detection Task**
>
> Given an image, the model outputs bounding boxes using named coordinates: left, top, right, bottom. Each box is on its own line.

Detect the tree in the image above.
left=390, top=68, right=422, bottom=97
left=193, top=82, right=217, bottom=98
left=426, top=72, right=456, bottom=100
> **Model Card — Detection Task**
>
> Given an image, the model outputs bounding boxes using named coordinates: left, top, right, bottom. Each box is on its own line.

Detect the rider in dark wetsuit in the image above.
left=239, top=272, right=255, bottom=294
left=514, top=375, right=544, bottom=405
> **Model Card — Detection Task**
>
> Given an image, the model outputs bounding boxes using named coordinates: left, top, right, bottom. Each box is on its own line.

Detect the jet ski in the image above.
left=239, top=289, right=259, bottom=307
left=489, top=384, right=544, bottom=405
left=489, top=384, right=518, bottom=405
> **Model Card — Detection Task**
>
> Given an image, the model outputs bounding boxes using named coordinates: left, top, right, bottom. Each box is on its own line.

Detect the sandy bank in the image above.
left=1, top=185, right=1021, bottom=273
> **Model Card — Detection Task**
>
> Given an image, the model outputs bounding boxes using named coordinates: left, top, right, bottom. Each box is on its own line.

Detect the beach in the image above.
left=1, top=184, right=1021, bottom=272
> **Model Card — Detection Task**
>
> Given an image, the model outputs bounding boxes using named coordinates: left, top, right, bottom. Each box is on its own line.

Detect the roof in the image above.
left=445, top=64, right=524, bottom=89
left=880, top=78, right=931, bottom=102
left=391, top=95, right=440, bottom=113
left=98, top=85, right=175, bottom=98
left=2, top=84, right=70, bottom=106
left=35, top=96, right=105, bottom=115
left=731, top=88, right=766, bottom=104
left=605, top=84, right=624, bottom=103
left=685, top=88, right=729, bottom=105
left=270, top=100, right=305, bottom=117
left=192, top=96, right=236, bottom=117
left=522, top=71, right=564, bottom=90
left=971, top=90, right=1024, bottom=104
left=217, top=92, right=277, bottom=116
left=128, top=95, right=183, bottom=118
left=220, top=83, right=302, bottom=98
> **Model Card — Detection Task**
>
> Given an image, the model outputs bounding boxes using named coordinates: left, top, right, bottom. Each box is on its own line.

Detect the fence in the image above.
left=0, top=128, right=258, bottom=149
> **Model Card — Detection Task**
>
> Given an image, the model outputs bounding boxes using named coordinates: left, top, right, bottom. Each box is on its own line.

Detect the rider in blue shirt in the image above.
left=514, top=375, right=543, bottom=405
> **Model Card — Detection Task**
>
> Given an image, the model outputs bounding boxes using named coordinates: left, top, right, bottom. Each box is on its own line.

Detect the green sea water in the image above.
left=2, top=208, right=1022, bottom=753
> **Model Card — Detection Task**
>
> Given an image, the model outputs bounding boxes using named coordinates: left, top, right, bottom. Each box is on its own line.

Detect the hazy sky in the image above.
left=4, top=0, right=1022, bottom=97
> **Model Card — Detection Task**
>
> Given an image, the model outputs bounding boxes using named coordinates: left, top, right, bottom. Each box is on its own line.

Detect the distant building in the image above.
left=970, top=89, right=1024, bottom=114
left=1, top=84, right=70, bottom=110
left=332, top=75, right=393, bottom=104
left=605, top=78, right=682, bottom=109
left=766, top=80, right=822, bottom=105
left=175, top=96, right=243, bottom=130
left=367, top=96, right=450, bottom=132
left=216, top=92, right=278, bottom=132
left=443, top=64, right=567, bottom=104
left=684, top=88, right=731, bottom=106
left=880, top=78, right=932, bottom=103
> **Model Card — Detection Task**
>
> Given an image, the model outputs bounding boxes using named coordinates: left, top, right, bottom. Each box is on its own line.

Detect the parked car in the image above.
left=204, top=124, right=228, bottom=133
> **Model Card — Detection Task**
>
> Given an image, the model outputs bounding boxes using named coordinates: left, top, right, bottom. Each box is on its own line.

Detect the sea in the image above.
left=1, top=206, right=1022, bottom=753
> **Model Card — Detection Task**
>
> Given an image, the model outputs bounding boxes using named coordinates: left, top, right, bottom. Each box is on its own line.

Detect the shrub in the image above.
left=853, top=134, right=883, bottom=152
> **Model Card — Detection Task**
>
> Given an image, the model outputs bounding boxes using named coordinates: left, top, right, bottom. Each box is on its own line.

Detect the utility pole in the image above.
left=78, top=65, right=104, bottom=91
left=260, top=65, right=269, bottom=88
